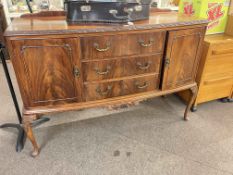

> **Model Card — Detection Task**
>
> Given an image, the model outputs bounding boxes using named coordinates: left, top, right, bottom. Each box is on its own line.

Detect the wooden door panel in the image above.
left=12, top=38, right=81, bottom=106
left=162, top=28, right=205, bottom=90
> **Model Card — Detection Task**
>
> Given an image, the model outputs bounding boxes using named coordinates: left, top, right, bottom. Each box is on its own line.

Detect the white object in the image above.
left=157, top=0, right=179, bottom=10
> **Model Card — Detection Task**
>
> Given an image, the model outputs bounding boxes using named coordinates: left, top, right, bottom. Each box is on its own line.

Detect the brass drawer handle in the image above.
left=139, top=38, right=154, bottom=47
left=135, top=82, right=149, bottom=89
left=136, top=61, right=152, bottom=70
left=94, top=42, right=111, bottom=52
left=96, top=85, right=112, bottom=96
left=95, top=66, right=111, bottom=75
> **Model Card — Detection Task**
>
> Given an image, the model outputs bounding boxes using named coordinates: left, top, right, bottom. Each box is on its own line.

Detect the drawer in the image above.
left=210, top=42, right=233, bottom=57
left=82, top=54, right=162, bottom=82
left=123, top=74, right=159, bottom=95
left=198, top=79, right=233, bottom=103
left=204, top=56, right=233, bottom=79
left=81, top=31, right=165, bottom=59
left=85, top=81, right=122, bottom=101
left=84, top=74, right=159, bottom=101
left=124, top=54, right=162, bottom=77
left=83, top=59, right=124, bottom=82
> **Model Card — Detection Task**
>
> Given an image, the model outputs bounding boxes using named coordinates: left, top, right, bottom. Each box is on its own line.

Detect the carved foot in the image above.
left=23, top=114, right=40, bottom=157
left=184, top=85, right=198, bottom=121
left=31, top=149, right=40, bottom=157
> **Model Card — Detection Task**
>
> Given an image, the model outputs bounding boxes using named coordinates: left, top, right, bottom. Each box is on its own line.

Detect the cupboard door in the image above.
left=162, top=28, right=205, bottom=90
left=11, top=38, right=82, bottom=107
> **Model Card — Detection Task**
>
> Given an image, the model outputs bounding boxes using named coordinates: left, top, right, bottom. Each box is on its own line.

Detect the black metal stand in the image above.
left=0, top=44, right=49, bottom=152
left=25, top=0, right=33, bottom=13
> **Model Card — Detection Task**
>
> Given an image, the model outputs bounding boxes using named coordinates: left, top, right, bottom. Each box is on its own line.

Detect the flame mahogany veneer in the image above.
left=4, top=12, right=208, bottom=157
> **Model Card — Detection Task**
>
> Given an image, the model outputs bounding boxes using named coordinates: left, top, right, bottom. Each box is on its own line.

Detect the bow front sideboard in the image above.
left=4, top=12, right=208, bottom=157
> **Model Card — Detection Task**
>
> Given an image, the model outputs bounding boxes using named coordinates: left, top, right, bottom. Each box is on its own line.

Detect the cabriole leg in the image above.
left=184, top=85, right=198, bottom=121
left=23, top=114, right=40, bottom=157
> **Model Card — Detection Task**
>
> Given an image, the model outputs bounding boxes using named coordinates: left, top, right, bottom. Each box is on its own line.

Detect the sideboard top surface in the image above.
left=5, top=12, right=208, bottom=37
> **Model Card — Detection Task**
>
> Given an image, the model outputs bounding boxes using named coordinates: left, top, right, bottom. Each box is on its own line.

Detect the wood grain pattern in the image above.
left=84, top=74, right=160, bottom=101
left=80, top=31, right=165, bottom=59
left=124, top=54, right=162, bottom=77
left=23, top=83, right=198, bottom=116
left=11, top=38, right=82, bottom=106
left=83, top=59, right=124, bottom=82
left=85, top=80, right=122, bottom=101
left=123, top=74, right=159, bottom=95
left=162, top=27, right=205, bottom=90
left=82, top=54, right=162, bottom=82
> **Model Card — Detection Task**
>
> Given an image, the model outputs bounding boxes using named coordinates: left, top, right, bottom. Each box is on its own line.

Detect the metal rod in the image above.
left=0, top=44, right=22, bottom=124
left=25, top=0, right=33, bottom=13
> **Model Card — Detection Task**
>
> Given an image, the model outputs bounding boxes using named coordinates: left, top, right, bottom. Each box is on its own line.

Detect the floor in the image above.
left=0, top=63, right=233, bottom=175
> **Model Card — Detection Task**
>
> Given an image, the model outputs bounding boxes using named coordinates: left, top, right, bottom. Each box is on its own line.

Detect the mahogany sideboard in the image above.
left=4, top=12, right=208, bottom=157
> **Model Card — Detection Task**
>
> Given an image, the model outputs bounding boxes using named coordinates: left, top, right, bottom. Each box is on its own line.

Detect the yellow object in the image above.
left=179, top=0, right=230, bottom=34
left=178, top=34, right=233, bottom=108
left=225, top=14, right=233, bottom=35
left=171, top=0, right=180, bottom=6
left=229, top=0, right=233, bottom=14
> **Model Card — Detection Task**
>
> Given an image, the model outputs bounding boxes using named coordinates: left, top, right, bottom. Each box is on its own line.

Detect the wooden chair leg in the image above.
left=23, top=114, right=40, bottom=157
left=184, top=85, right=198, bottom=121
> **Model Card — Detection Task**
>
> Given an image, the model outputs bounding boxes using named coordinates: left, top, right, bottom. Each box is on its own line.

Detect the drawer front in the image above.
left=85, top=74, right=159, bottom=101
left=124, top=54, right=162, bottom=77
left=204, top=56, right=233, bottom=79
left=198, top=78, right=233, bottom=103
left=85, top=81, right=122, bottom=101
left=123, top=75, right=159, bottom=95
left=83, top=59, right=124, bottom=82
left=81, top=31, right=165, bottom=59
left=83, top=54, right=162, bottom=82
left=210, top=42, right=233, bottom=57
